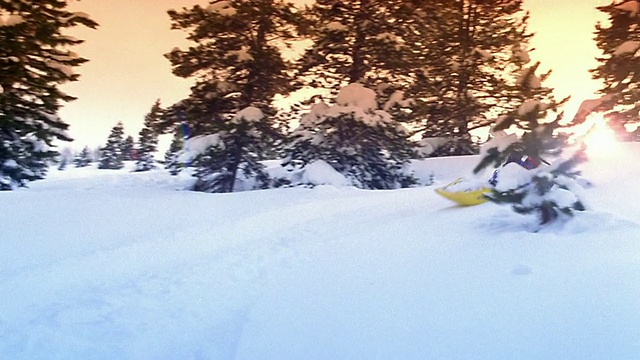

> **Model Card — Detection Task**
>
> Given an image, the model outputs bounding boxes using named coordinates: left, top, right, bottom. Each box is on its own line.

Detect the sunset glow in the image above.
left=582, top=113, right=622, bottom=158
left=55, top=0, right=612, bottom=150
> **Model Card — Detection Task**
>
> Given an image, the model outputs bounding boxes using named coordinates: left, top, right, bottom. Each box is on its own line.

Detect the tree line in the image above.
left=2, top=0, right=640, bottom=196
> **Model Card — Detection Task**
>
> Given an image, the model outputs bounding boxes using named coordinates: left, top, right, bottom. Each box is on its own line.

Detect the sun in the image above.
left=581, top=113, right=621, bottom=158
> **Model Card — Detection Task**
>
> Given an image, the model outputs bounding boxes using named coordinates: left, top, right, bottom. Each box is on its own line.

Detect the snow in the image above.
left=512, top=44, right=531, bottom=64
left=572, top=94, right=618, bottom=123
left=613, top=40, right=640, bottom=56
left=517, top=99, right=543, bottom=116
left=0, top=13, right=24, bottom=27
left=287, top=160, right=352, bottom=187
left=2, top=145, right=640, bottom=359
left=516, top=65, right=541, bottom=89
left=325, top=21, right=347, bottom=31
left=206, top=1, right=236, bottom=16
left=232, top=106, right=264, bottom=124
left=2, top=159, right=18, bottom=168
left=416, top=137, right=449, bottom=156
left=474, top=47, right=493, bottom=61
left=383, top=90, right=413, bottom=111
left=615, top=0, right=639, bottom=17
left=177, top=133, right=223, bottom=163
left=45, top=59, right=76, bottom=77
left=335, top=83, right=377, bottom=111
left=482, top=131, right=518, bottom=154
left=493, top=162, right=532, bottom=191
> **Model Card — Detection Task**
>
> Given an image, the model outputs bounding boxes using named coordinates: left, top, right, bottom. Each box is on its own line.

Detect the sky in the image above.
left=58, top=0, right=611, bottom=151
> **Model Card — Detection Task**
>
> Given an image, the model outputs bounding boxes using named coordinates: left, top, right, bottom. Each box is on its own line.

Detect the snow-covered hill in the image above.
left=1, top=145, right=639, bottom=359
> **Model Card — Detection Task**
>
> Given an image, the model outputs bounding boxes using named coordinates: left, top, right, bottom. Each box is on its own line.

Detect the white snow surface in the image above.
left=286, top=159, right=352, bottom=187
left=2, top=145, right=640, bottom=359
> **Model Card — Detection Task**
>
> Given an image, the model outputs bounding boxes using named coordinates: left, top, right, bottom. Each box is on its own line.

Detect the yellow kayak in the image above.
left=434, top=178, right=490, bottom=206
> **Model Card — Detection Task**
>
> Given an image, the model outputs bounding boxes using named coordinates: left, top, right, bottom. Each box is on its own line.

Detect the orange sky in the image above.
left=59, top=0, right=611, bottom=150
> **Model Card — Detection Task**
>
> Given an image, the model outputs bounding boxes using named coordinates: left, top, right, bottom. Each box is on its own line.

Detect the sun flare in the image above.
left=581, top=113, right=621, bottom=158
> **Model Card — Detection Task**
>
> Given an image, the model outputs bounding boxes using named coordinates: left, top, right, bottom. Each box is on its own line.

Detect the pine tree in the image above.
left=135, top=100, right=161, bottom=172
left=164, top=130, right=184, bottom=175
left=298, top=0, right=411, bottom=92
left=121, top=135, right=135, bottom=161
left=406, top=0, right=545, bottom=155
left=58, top=146, right=75, bottom=169
left=74, top=146, right=92, bottom=168
left=0, top=1, right=97, bottom=189
left=57, top=157, right=68, bottom=171
left=474, top=63, right=587, bottom=226
left=190, top=107, right=277, bottom=192
left=591, top=0, right=640, bottom=140
left=289, top=2, right=417, bottom=188
left=98, top=122, right=125, bottom=170
left=165, top=0, right=300, bottom=192
left=284, top=83, right=416, bottom=189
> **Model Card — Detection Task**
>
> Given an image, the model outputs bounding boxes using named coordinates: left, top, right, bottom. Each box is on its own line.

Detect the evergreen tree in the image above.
left=165, top=0, right=300, bottom=192
left=98, top=122, right=125, bottom=170
left=74, top=146, right=92, bottom=168
left=406, top=0, right=548, bottom=155
left=284, top=83, right=416, bottom=189
left=121, top=135, right=135, bottom=161
left=474, top=63, right=588, bottom=226
left=164, top=130, right=184, bottom=175
left=298, top=0, right=411, bottom=92
left=591, top=0, right=640, bottom=140
left=135, top=100, right=161, bottom=172
left=0, top=1, right=97, bottom=189
left=57, top=157, right=68, bottom=171
left=190, top=107, right=278, bottom=192
left=58, top=146, right=75, bottom=167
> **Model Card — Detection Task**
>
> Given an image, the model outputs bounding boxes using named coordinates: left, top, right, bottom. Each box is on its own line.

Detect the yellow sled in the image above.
left=435, top=178, right=490, bottom=206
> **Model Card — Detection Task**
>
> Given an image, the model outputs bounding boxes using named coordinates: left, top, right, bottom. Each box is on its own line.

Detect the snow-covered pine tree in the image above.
left=405, top=0, right=541, bottom=155
left=165, top=0, right=300, bottom=192
left=190, top=107, right=277, bottom=192
left=74, top=146, right=92, bottom=168
left=0, top=1, right=97, bottom=189
left=57, top=146, right=75, bottom=170
left=284, top=83, right=416, bottom=189
left=591, top=0, right=640, bottom=140
left=121, top=135, right=135, bottom=161
left=288, top=1, right=417, bottom=188
left=135, top=101, right=161, bottom=172
left=163, top=130, right=183, bottom=174
left=98, top=122, right=125, bottom=170
left=474, top=62, right=587, bottom=226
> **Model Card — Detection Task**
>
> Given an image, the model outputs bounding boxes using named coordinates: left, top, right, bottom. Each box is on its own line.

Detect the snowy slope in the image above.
left=1, top=147, right=639, bottom=359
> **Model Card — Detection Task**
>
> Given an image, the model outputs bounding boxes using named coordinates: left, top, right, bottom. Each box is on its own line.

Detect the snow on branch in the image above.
left=613, top=40, right=640, bottom=56
left=572, top=94, right=618, bottom=123
left=474, top=47, right=493, bottom=61
left=0, top=14, right=24, bottom=27
left=206, top=1, right=236, bottom=16
left=615, top=0, right=639, bottom=17
left=232, top=106, right=265, bottom=124
left=335, top=83, right=377, bottom=111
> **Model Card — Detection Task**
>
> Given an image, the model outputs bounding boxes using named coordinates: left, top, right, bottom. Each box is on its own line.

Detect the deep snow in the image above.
left=1, top=145, right=639, bottom=359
